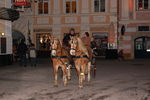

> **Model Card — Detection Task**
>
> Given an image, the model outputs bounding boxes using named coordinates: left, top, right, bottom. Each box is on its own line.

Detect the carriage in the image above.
left=50, top=36, right=96, bottom=88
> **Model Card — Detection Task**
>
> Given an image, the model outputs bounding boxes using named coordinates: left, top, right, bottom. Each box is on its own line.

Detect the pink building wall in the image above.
left=119, top=0, right=150, bottom=59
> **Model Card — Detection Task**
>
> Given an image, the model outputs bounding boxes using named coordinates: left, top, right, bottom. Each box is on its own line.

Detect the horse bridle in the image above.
left=51, top=38, right=70, bottom=67
left=51, top=38, right=58, bottom=50
left=70, top=38, right=88, bottom=59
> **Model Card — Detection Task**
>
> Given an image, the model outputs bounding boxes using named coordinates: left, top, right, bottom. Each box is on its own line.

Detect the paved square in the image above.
left=0, top=59, right=150, bottom=100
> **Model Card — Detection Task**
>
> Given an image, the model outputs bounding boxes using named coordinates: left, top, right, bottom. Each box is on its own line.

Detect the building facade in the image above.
left=119, top=0, right=150, bottom=59
left=31, top=0, right=150, bottom=59
left=0, top=0, right=13, bottom=65
left=32, top=0, right=118, bottom=57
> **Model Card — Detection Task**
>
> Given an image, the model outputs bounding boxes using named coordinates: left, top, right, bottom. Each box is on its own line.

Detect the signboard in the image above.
left=147, top=49, right=150, bottom=52
left=14, top=0, right=31, bottom=6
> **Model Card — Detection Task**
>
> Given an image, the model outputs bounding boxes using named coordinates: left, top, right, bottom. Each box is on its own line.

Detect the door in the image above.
left=135, top=37, right=150, bottom=58
left=0, top=37, right=6, bottom=53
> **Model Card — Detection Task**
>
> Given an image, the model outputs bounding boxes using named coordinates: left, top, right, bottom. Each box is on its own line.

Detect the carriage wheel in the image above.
left=93, top=64, right=96, bottom=78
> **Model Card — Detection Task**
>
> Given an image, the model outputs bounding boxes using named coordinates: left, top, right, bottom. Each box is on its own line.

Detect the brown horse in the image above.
left=69, top=37, right=91, bottom=88
left=50, top=37, right=71, bottom=87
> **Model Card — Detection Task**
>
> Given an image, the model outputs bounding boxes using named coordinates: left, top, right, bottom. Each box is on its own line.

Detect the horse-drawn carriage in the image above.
left=49, top=36, right=96, bottom=88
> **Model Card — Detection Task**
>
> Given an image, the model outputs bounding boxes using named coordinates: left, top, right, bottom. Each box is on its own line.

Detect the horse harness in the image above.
left=71, top=48, right=90, bottom=60
left=51, top=39, right=70, bottom=68
left=51, top=51, right=70, bottom=69
left=72, top=55, right=88, bottom=59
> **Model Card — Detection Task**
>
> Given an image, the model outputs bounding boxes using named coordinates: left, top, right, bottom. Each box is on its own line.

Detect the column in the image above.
left=5, top=21, right=12, bottom=54
left=81, top=0, right=89, bottom=13
left=121, top=0, right=129, bottom=20
left=53, top=0, right=60, bottom=14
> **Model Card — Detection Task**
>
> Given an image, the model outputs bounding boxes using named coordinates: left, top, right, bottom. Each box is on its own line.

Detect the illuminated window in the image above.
left=65, top=0, right=77, bottom=14
left=94, top=0, right=105, bottom=12
left=137, top=0, right=149, bottom=10
left=38, top=0, right=48, bottom=14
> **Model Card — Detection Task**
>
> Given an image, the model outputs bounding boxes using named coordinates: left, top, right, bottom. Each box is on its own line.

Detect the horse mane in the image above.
left=77, top=37, right=89, bottom=57
left=53, top=37, right=62, bottom=47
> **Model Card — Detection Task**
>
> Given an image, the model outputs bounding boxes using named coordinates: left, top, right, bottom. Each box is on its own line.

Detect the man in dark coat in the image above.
left=63, top=28, right=76, bottom=47
left=63, top=28, right=76, bottom=68
left=17, top=39, right=28, bottom=67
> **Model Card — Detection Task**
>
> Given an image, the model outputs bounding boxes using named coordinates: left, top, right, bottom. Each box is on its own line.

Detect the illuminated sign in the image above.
left=14, top=0, right=31, bottom=6
left=147, top=49, right=150, bottom=52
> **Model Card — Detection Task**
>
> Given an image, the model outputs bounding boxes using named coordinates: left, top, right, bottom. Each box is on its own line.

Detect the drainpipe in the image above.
left=117, top=0, right=120, bottom=52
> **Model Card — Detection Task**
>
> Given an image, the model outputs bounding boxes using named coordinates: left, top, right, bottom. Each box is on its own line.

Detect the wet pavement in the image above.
left=0, top=58, right=150, bottom=100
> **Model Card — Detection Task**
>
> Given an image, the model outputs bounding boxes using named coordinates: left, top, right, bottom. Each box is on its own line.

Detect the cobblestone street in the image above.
left=0, top=59, right=150, bottom=100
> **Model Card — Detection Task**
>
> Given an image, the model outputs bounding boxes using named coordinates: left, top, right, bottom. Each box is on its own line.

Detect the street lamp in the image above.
left=1, top=32, right=5, bottom=36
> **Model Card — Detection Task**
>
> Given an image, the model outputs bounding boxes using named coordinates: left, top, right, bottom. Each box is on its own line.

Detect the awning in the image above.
left=0, top=7, right=19, bottom=21
left=12, top=30, right=25, bottom=40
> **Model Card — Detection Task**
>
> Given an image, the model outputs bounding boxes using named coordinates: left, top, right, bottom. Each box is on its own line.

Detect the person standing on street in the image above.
left=29, top=43, right=37, bottom=67
left=17, top=39, right=28, bottom=67
left=82, top=32, right=92, bottom=60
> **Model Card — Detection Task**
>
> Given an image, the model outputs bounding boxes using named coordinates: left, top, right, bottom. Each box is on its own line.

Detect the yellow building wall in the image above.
left=32, top=0, right=117, bottom=49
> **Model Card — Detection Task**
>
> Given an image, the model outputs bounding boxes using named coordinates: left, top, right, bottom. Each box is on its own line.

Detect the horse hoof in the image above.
left=79, top=86, right=83, bottom=89
left=68, top=77, right=71, bottom=80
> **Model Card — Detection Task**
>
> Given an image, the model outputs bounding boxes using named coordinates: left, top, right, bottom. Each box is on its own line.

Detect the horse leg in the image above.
left=75, top=65, right=82, bottom=88
left=62, top=66, right=67, bottom=86
left=77, top=65, right=84, bottom=88
left=67, top=64, right=71, bottom=80
left=54, top=65, right=59, bottom=87
left=81, top=64, right=86, bottom=81
left=87, top=61, right=91, bottom=82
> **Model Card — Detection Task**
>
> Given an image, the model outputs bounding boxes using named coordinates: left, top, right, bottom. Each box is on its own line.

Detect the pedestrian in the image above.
left=82, top=32, right=91, bottom=47
left=17, top=39, right=28, bottom=67
left=13, top=44, right=18, bottom=62
left=118, top=49, right=124, bottom=61
left=29, top=43, right=37, bottom=67
left=91, top=37, right=97, bottom=56
left=81, top=32, right=92, bottom=60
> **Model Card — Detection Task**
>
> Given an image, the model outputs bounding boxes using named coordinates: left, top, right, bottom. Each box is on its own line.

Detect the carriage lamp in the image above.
left=80, top=73, right=84, bottom=76
left=40, top=37, right=43, bottom=43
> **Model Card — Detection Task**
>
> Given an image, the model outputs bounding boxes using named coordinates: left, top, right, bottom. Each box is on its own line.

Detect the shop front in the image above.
left=34, top=28, right=52, bottom=58
left=92, top=32, right=108, bottom=57
left=0, top=7, right=19, bottom=66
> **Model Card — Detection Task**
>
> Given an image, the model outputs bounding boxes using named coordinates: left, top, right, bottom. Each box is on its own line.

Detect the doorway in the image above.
left=92, top=33, right=108, bottom=57
left=36, top=33, right=51, bottom=57
left=134, top=36, right=150, bottom=58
